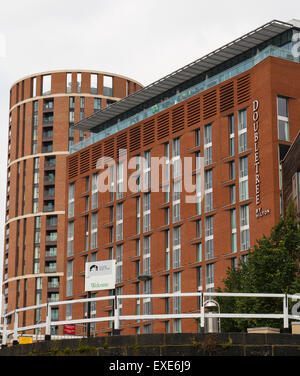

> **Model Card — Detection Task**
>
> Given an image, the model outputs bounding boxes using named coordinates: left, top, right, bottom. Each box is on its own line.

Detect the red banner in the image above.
left=64, top=324, right=75, bottom=335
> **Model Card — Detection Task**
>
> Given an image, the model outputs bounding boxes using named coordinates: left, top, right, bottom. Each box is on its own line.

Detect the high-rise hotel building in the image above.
left=2, top=70, right=143, bottom=333
left=65, top=20, right=300, bottom=335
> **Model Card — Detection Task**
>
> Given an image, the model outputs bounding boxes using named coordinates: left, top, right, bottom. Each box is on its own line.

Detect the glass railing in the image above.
left=70, top=45, right=299, bottom=154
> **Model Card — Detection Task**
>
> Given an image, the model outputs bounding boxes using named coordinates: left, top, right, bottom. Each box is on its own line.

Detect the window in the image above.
left=173, top=180, right=181, bottom=222
left=77, top=73, right=82, bottom=93
left=205, top=216, right=214, bottom=260
left=229, top=160, right=235, bottom=180
left=277, top=96, right=289, bottom=141
left=239, top=156, right=248, bottom=202
left=231, top=209, right=237, bottom=253
left=42, top=75, right=51, bottom=95
left=32, top=77, right=37, bottom=97
left=229, top=114, right=235, bottom=156
left=204, top=124, right=212, bottom=166
left=143, top=236, right=151, bottom=275
left=165, top=230, right=170, bottom=270
left=204, top=169, right=213, bottom=212
left=66, top=260, right=73, bottom=296
left=197, top=243, right=202, bottom=262
left=240, top=205, right=250, bottom=251
left=136, top=196, right=141, bottom=234
left=116, top=162, right=123, bottom=200
left=103, top=76, right=113, bottom=96
left=173, top=271, right=181, bottom=328
left=196, top=173, right=201, bottom=215
left=172, top=138, right=181, bottom=178
left=143, top=192, right=151, bottom=232
left=173, top=226, right=181, bottom=268
left=91, top=173, right=98, bottom=209
left=68, top=183, right=75, bottom=218
left=94, top=98, right=101, bottom=113
left=91, top=212, right=98, bottom=249
left=66, top=73, right=72, bottom=93
left=143, top=150, right=151, bottom=190
left=230, top=185, right=236, bottom=204
left=116, top=203, right=123, bottom=241
left=206, top=263, right=214, bottom=287
left=116, top=245, right=123, bottom=283
left=90, top=74, right=98, bottom=94
left=196, top=219, right=202, bottom=238
left=67, top=221, right=74, bottom=256
left=238, top=109, right=247, bottom=153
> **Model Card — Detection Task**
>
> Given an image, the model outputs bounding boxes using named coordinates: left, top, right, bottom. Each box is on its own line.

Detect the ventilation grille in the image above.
left=203, top=90, right=217, bottom=120
left=157, top=112, right=169, bottom=140
left=237, top=74, right=251, bottom=105
left=91, top=143, right=102, bottom=169
left=129, top=125, right=141, bottom=152
left=68, top=155, right=79, bottom=179
left=143, top=118, right=155, bottom=146
left=172, top=105, right=185, bottom=134
left=220, top=81, right=234, bottom=112
left=104, top=138, right=115, bottom=161
left=80, top=149, right=90, bottom=174
left=187, top=97, right=201, bottom=126
left=117, top=132, right=127, bottom=153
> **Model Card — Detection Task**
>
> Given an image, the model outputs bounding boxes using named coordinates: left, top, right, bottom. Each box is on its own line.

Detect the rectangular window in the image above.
left=173, top=271, right=181, bottom=318
left=206, top=263, right=214, bottom=287
left=143, top=150, right=151, bottom=190
left=90, top=73, right=98, bottom=94
left=68, top=183, right=75, bottom=218
left=204, top=124, right=212, bottom=166
left=277, top=96, right=289, bottom=141
left=238, top=109, right=247, bottom=153
left=67, top=221, right=74, bottom=256
left=165, top=230, right=170, bottom=270
left=66, top=73, right=72, bottom=93
left=239, top=156, right=248, bottom=202
left=205, top=216, right=214, bottom=260
left=229, top=114, right=235, bottom=156
left=32, top=77, right=37, bottom=97
left=195, top=128, right=201, bottom=147
left=173, top=226, right=181, bottom=268
left=42, top=75, right=51, bottom=95
left=116, top=203, right=123, bottom=241
left=77, top=73, right=82, bottom=93
left=240, top=205, right=250, bottom=251
left=91, top=173, right=98, bottom=209
left=103, top=76, right=113, bottom=97
left=91, top=212, right=98, bottom=249
left=116, top=245, right=123, bottom=283
left=231, top=209, right=237, bottom=253
left=172, top=138, right=181, bottom=178
left=204, top=169, right=213, bottom=213
left=94, top=98, right=101, bottom=113
left=143, top=192, right=151, bottom=232
left=143, top=236, right=151, bottom=275
left=66, top=260, right=73, bottom=297
left=173, top=180, right=181, bottom=223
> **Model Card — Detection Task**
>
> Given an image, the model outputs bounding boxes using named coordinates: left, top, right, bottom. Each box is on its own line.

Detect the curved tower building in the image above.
left=2, top=70, right=143, bottom=336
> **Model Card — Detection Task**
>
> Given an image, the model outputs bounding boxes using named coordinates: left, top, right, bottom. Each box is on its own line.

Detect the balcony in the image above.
left=44, top=202, right=55, bottom=212
left=45, top=264, right=57, bottom=273
left=44, top=173, right=55, bottom=184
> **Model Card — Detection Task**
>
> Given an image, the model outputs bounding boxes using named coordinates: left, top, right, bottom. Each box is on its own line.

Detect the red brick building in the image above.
left=65, top=20, right=300, bottom=336
left=2, top=70, right=142, bottom=335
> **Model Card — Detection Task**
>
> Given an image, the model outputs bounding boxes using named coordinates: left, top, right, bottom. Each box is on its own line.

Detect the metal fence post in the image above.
left=200, top=292, right=205, bottom=333
left=13, top=311, right=19, bottom=345
left=45, top=303, right=52, bottom=340
left=283, top=294, right=289, bottom=330
left=114, top=295, right=120, bottom=331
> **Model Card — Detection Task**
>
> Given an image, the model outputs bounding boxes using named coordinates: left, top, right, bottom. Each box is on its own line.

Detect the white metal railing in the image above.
left=1, top=292, right=300, bottom=346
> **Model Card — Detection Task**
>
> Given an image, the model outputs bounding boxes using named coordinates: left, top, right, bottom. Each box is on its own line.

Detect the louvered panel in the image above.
left=129, top=125, right=141, bottom=152
left=117, top=132, right=128, bottom=153
left=68, top=154, right=79, bottom=179
left=79, top=149, right=90, bottom=174
left=203, top=89, right=217, bottom=120
left=143, top=118, right=155, bottom=146
left=91, top=142, right=102, bottom=169
left=220, top=81, right=234, bottom=112
left=187, top=97, right=201, bottom=127
left=172, top=105, right=185, bottom=134
left=157, top=112, right=170, bottom=140
left=104, top=138, right=115, bottom=161
left=237, top=74, right=251, bottom=105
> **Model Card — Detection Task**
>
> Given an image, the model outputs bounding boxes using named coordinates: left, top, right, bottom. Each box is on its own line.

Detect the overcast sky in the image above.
left=0, top=0, right=300, bottom=314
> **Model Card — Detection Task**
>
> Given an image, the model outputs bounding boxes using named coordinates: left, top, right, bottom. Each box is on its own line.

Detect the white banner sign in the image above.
left=85, top=260, right=116, bottom=292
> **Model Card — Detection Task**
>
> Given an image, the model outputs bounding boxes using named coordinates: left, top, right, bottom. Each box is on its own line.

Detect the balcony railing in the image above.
left=70, top=44, right=300, bottom=154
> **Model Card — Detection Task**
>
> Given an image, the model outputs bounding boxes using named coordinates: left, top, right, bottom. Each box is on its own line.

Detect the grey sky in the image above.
left=0, top=0, right=300, bottom=313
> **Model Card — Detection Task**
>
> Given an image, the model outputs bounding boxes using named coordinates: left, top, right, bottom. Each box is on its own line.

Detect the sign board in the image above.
left=64, top=324, right=75, bottom=335
left=19, top=336, right=33, bottom=344
left=85, top=260, right=116, bottom=292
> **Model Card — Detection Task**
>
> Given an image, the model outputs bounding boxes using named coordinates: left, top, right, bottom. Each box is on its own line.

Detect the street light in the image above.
left=204, top=298, right=221, bottom=333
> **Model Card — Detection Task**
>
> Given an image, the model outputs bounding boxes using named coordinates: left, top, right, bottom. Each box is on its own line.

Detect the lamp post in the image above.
left=204, top=299, right=221, bottom=333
